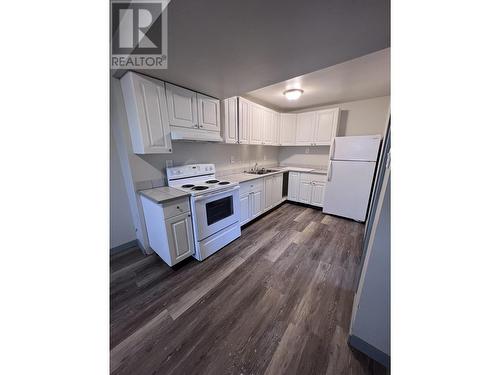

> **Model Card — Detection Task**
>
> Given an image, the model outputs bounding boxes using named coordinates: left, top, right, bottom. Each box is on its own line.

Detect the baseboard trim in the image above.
left=348, top=334, right=390, bottom=368
left=110, top=240, right=138, bottom=255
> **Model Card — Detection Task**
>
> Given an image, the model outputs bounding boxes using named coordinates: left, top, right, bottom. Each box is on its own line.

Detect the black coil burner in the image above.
left=191, top=186, right=209, bottom=191
left=181, top=184, right=195, bottom=188
left=205, top=179, right=220, bottom=184
left=218, top=181, right=230, bottom=185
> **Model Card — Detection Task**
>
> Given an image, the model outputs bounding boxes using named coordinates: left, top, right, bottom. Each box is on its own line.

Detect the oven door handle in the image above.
left=193, top=185, right=240, bottom=201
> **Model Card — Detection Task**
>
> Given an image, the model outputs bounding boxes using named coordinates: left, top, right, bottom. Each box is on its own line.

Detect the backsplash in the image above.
left=134, top=142, right=280, bottom=191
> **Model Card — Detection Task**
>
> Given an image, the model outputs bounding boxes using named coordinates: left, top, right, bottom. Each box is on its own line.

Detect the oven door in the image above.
left=194, top=186, right=240, bottom=240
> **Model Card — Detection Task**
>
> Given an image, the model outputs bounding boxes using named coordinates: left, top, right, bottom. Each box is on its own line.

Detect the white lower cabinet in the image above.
left=240, top=193, right=250, bottom=224
left=140, top=196, right=195, bottom=266
left=288, top=172, right=327, bottom=207
left=239, top=173, right=283, bottom=225
left=298, top=179, right=313, bottom=203
left=310, top=182, right=326, bottom=207
left=288, top=172, right=300, bottom=201
left=165, top=212, right=195, bottom=263
left=239, top=179, right=264, bottom=225
left=264, top=173, right=284, bottom=210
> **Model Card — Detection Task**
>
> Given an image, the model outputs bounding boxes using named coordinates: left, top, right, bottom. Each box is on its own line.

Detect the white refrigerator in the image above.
left=323, top=135, right=381, bottom=221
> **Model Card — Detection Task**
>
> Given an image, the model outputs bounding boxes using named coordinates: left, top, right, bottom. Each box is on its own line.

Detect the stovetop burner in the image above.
left=191, top=186, right=209, bottom=191
left=181, top=184, right=195, bottom=188
left=205, top=179, right=220, bottom=184
left=218, top=181, right=230, bottom=185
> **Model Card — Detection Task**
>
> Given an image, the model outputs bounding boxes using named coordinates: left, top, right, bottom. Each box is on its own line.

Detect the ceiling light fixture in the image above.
left=283, top=89, right=304, bottom=101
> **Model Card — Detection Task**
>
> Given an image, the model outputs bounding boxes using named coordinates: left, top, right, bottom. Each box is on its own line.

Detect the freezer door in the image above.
left=322, top=160, right=376, bottom=221
left=332, top=135, right=381, bottom=162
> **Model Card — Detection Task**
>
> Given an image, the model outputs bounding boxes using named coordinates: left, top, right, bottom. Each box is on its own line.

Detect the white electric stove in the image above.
left=166, top=164, right=241, bottom=261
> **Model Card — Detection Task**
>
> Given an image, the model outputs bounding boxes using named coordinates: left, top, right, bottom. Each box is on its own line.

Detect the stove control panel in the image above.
left=166, top=163, right=215, bottom=179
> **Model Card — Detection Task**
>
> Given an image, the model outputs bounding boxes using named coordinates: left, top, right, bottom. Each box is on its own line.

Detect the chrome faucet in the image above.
left=252, top=162, right=258, bottom=172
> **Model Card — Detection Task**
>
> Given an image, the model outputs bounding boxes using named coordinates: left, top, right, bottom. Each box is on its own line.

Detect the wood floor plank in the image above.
left=110, top=202, right=387, bottom=375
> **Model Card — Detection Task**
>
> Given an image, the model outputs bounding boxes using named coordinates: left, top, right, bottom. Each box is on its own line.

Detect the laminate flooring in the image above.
left=110, top=203, right=388, bottom=375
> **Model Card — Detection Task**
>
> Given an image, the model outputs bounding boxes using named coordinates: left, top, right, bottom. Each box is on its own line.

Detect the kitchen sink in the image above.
left=245, top=169, right=279, bottom=175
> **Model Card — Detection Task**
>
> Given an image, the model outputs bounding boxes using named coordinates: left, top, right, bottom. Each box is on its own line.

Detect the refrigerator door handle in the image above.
left=329, top=138, right=335, bottom=160
left=327, top=161, right=333, bottom=181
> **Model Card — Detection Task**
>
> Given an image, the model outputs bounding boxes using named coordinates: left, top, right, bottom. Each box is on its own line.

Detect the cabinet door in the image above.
left=250, top=105, right=263, bottom=144
left=296, top=112, right=316, bottom=145
left=223, top=97, right=238, bottom=143
left=252, top=190, right=264, bottom=218
left=273, top=174, right=283, bottom=205
left=240, top=193, right=251, bottom=225
left=238, top=98, right=250, bottom=144
left=263, top=110, right=274, bottom=145
left=120, top=72, right=172, bottom=154
left=197, top=93, right=220, bottom=132
left=299, top=180, right=312, bottom=204
left=273, top=112, right=280, bottom=145
left=310, top=182, right=326, bottom=207
left=288, top=172, right=300, bottom=201
left=314, top=108, right=339, bottom=145
left=165, top=83, right=198, bottom=129
left=165, top=212, right=194, bottom=264
left=264, top=176, right=274, bottom=211
left=280, top=113, right=297, bottom=145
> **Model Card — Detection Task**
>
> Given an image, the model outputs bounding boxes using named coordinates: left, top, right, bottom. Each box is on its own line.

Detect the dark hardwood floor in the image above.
left=110, top=202, right=387, bottom=375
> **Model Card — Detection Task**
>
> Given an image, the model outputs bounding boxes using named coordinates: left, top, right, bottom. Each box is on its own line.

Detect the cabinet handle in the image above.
left=200, top=125, right=204, bottom=128
left=188, top=214, right=191, bottom=217
left=176, top=206, right=180, bottom=209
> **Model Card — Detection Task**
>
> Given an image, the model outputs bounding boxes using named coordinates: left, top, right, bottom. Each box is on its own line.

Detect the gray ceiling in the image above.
left=128, top=0, right=390, bottom=99
left=245, top=48, right=390, bottom=111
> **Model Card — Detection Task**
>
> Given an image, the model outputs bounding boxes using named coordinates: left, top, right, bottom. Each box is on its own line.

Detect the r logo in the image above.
left=112, top=2, right=162, bottom=55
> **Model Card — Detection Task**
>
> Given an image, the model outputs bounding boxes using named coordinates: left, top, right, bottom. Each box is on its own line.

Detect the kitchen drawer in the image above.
left=310, top=173, right=327, bottom=182
left=163, top=198, right=191, bottom=219
left=299, top=172, right=327, bottom=183
left=239, top=179, right=263, bottom=196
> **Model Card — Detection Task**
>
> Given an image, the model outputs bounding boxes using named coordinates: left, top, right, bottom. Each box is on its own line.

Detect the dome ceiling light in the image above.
left=283, top=89, right=304, bottom=101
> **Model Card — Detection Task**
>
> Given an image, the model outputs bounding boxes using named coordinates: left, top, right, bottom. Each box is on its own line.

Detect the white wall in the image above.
left=279, top=146, right=330, bottom=168
left=279, top=96, right=390, bottom=169
left=110, top=132, right=136, bottom=248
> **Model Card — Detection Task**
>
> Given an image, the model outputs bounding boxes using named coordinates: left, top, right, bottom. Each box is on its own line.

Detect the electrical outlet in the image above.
left=165, top=159, right=173, bottom=168
left=230, top=155, right=235, bottom=164
left=263, top=155, right=267, bottom=161
left=305, top=147, right=310, bottom=154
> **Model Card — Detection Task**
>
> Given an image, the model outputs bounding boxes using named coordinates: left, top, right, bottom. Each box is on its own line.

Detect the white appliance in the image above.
left=166, top=164, right=241, bottom=261
left=323, top=135, right=381, bottom=221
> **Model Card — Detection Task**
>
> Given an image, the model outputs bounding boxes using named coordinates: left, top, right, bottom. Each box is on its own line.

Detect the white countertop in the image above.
left=139, top=186, right=191, bottom=204
left=225, top=166, right=327, bottom=184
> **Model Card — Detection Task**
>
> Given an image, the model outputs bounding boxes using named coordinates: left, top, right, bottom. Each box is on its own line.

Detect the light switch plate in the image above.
left=165, top=159, right=173, bottom=168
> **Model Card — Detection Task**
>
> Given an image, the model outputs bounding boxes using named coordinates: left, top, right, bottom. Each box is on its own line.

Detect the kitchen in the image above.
left=111, top=45, right=391, bottom=374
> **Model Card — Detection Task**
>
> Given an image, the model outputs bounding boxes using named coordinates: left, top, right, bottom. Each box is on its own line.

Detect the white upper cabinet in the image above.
left=238, top=97, right=251, bottom=144
left=165, top=83, right=222, bottom=142
left=314, top=108, right=340, bottom=145
left=220, top=96, right=338, bottom=147
left=296, top=112, right=316, bottom=145
left=165, top=83, right=198, bottom=129
left=279, top=113, right=297, bottom=145
left=197, top=93, right=221, bottom=132
left=263, top=109, right=275, bottom=145
left=120, top=72, right=172, bottom=154
left=250, top=104, right=264, bottom=144
left=295, top=108, right=340, bottom=146
left=223, top=97, right=238, bottom=143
